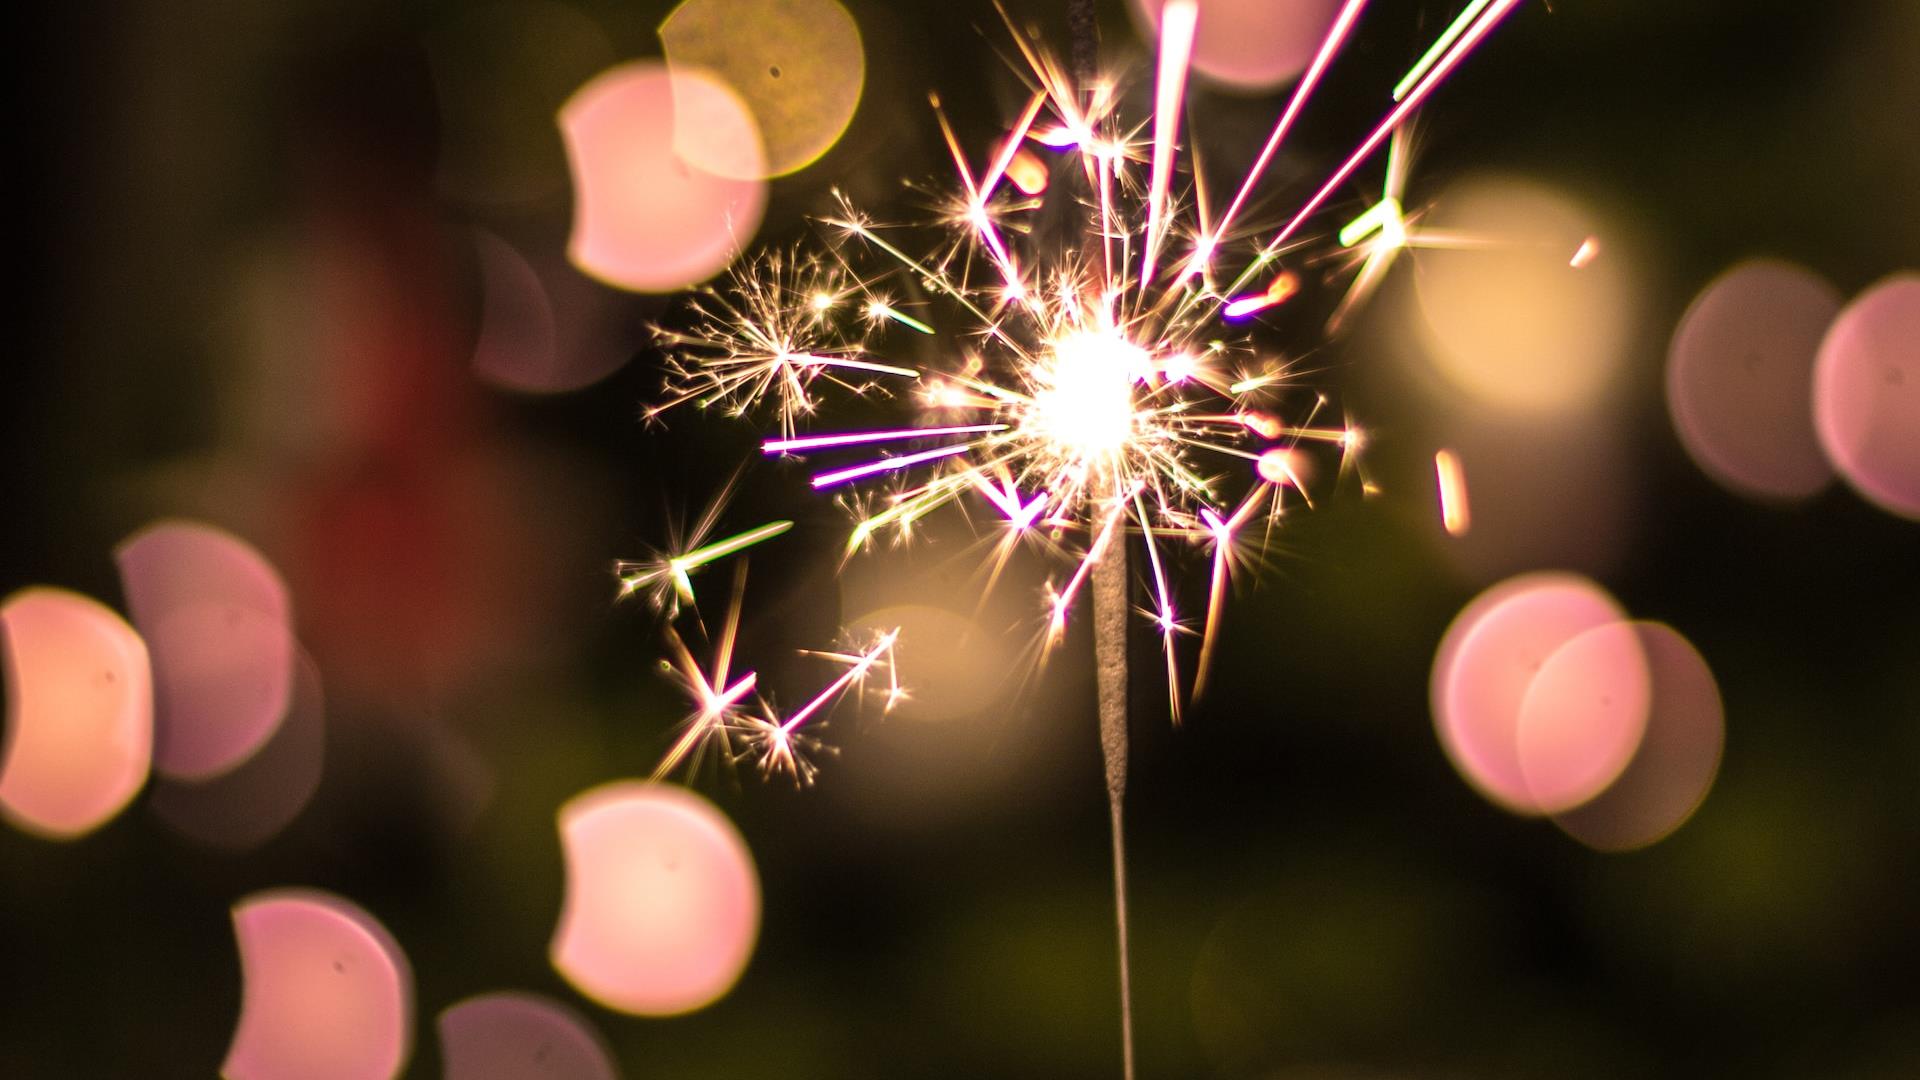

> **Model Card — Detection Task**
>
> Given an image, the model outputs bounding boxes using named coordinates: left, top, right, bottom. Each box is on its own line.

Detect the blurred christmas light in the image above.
left=1430, top=572, right=1631, bottom=815
left=1129, top=0, right=1344, bottom=93
left=0, top=588, right=153, bottom=840
left=1411, top=175, right=1631, bottom=414
left=1514, top=618, right=1651, bottom=813
left=550, top=782, right=760, bottom=1016
left=224, top=889, right=413, bottom=1080
left=147, top=651, right=325, bottom=852
left=1550, top=622, right=1724, bottom=852
left=1813, top=273, right=1920, bottom=519
left=559, top=62, right=765, bottom=292
left=1667, top=259, right=1839, bottom=502
left=659, top=0, right=865, bottom=178
left=437, top=992, right=619, bottom=1080
left=115, top=520, right=295, bottom=781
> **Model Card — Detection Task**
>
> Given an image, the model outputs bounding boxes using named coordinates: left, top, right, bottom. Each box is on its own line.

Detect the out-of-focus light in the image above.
left=1129, top=0, right=1341, bottom=92
left=1033, top=331, right=1143, bottom=457
left=1814, top=273, right=1920, bottom=520
left=1256, top=447, right=1304, bottom=486
left=427, top=0, right=617, bottom=209
left=470, top=227, right=636, bottom=395
left=1666, top=259, right=1839, bottom=502
left=1570, top=236, right=1601, bottom=268
left=469, top=227, right=557, bottom=392
left=115, top=520, right=294, bottom=780
left=1006, top=146, right=1049, bottom=196
left=224, top=889, right=413, bottom=1080
left=550, top=782, right=759, bottom=1016
left=1412, top=175, right=1632, bottom=414
left=659, top=0, right=864, bottom=178
left=1434, top=448, right=1470, bottom=536
left=832, top=533, right=1084, bottom=831
left=845, top=604, right=1005, bottom=724
left=559, top=62, right=766, bottom=293
left=1222, top=270, right=1299, bottom=321
left=148, top=651, right=324, bottom=852
left=1430, top=572, right=1628, bottom=815
left=438, top=992, right=619, bottom=1080
left=1513, top=619, right=1651, bottom=813
left=114, top=521, right=291, bottom=632
left=1552, top=622, right=1723, bottom=852
left=0, top=588, right=153, bottom=839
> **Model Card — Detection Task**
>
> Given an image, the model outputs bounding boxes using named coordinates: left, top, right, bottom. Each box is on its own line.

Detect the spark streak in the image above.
left=1256, top=0, right=1523, bottom=259
left=672, top=521, right=793, bottom=576
left=1140, top=0, right=1198, bottom=292
left=1393, top=0, right=1499, bottom=100
left=809, top=442, right=979, bottom=489
left=738, top=629, right=901, bottom=784
left=763, top=425, right=1007, bottom=454
left=618, top=518, right=793, bottom=610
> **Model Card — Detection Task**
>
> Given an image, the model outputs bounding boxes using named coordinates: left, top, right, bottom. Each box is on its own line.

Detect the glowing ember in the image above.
left=1256, top=447, right=1302, bottom=486
left=549, top=782, right=759, bottom=1015
left=1434, top=448, right=1471, bottom=535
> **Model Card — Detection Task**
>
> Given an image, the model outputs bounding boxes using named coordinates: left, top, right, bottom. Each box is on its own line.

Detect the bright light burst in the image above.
left=637, top=0, right=1526, bottom=767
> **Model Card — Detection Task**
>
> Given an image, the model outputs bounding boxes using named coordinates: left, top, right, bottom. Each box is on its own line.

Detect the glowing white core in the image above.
left=1032, top=331, right=1143, bottom=457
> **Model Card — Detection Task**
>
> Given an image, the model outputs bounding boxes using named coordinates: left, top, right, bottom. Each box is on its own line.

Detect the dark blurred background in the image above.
left=5, top=0, right=1919, bottom=1076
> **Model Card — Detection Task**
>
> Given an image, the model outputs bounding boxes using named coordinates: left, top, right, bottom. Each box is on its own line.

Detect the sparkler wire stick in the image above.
left=1093, top=469, right=1134, bottom=1080
left=1069, top=3, right=1134, bottom=1077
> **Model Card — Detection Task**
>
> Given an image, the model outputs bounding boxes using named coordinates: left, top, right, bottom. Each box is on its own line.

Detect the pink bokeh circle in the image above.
left=1430, top=572, right=1629, bottom=815
left=549, top=781, right=760, bottom=1016
left=1814, top=273, right=1920, bottom=519
left=1667, top=258, right=1839, bottom=501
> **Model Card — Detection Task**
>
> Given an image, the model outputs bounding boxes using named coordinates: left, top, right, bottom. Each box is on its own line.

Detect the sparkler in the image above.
left=635, top=0, right=1528, bottom=1072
